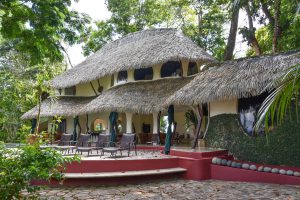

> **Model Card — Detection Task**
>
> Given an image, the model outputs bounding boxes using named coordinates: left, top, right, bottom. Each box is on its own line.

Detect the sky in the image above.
left=67, top=0, right=252, bottom=66
left=68, top=0, right=110, bottom=66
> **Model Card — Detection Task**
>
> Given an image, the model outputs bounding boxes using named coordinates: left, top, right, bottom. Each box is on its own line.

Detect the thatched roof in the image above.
left=21, top=97, right=94, bottom=119
left=81, top=77, right=193, bottom=114
left=165, top=49, right=300, bottom=106
left=51, top=28, right=215, bottom=89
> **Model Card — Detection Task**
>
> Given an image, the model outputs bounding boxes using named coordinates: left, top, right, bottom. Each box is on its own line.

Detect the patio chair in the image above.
left=92, top=134, right=110, bottom=154
left=102, top=133, right=137, bottom=157
left=75, top=134, right=93, bottom=156
left=55, top=134, right=76, bottom=154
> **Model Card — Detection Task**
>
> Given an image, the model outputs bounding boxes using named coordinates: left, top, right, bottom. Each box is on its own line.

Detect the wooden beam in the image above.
left=192, top=104, right=203, bottom=149
left=90, top=82, right=97, bottom=96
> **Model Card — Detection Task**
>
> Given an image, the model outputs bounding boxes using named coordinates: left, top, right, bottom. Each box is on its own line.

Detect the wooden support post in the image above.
left=157, top=111, right=161, bottom=144
left=90, top=82, right=97, bottom=96
left=86, top=114, right=89, bottom=132
left=192, top=104, right=203, bottom=149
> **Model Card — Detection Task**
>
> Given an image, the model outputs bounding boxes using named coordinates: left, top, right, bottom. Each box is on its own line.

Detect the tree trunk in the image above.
left=35, top=93, right=42, bottom=134
left=223, top=3, right=240, bottom=61
left=260, top=0, right=275, bottom=26
left=245, top=3, right=262, bottom=56
left=192, top=104, right=203, bottom=149
left=272, top=0, right=281, bottom=53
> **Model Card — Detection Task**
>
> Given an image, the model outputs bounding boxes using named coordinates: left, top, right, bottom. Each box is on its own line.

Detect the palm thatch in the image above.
left=81, top=77, right=193, bottom=115
left=165, top=49, right=300, bottom=106
left=21, top=97, right=94, bottom=119
left=51, top=28, right=215, bottom=89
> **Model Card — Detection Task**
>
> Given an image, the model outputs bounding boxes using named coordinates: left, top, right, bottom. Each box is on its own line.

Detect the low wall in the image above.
left=205, top=114, right=300, bottom=167
left=211, top=164, right=300, bottom=185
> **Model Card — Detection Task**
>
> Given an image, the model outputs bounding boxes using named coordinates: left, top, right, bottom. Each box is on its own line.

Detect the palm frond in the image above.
left=255, top=64, right=300, bottom=131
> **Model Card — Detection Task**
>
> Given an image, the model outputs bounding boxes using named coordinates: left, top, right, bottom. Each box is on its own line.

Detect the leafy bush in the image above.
left=0, top=143, right=79, bottom=199
left=205, top=114, right=300, bottom=167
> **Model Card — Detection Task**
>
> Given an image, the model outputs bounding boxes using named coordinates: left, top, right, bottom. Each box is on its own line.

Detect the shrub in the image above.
left=0, top=143, right=79, bottom=199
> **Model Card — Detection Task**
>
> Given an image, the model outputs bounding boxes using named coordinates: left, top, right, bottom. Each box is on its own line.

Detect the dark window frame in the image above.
left=117, top=70, right=128, bottom=83
left=134, top=67, right=153, bottom=81
left=187, top=62, right=199, bottom=76
left=65, top=86, right=76, bottom=95
left=160, top=61, right=183, bottom=78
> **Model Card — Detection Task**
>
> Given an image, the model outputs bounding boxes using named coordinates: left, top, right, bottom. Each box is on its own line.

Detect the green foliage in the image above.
left=246, top=0, right=300, bottom=56
left=0, top=0, right=90, bottom=65
left=0, top=49, right=66, bottom=142
left=83, top=21, right=114, bottom=56
left=184, top=110, right=197, bottom=131
left=83, top=0, right=226, bottom=60
left=0, top=143, right=79, bottom=199
left=180, top=0, right=226, bottom=60
left=256, top=65, right=300, bottom=131
left=160, top=117, right=167, bottom=133
left=205, top=114, right=300, bottom=167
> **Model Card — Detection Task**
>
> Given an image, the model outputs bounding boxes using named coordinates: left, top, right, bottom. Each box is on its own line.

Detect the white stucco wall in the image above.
left=76, top=76, right=111, bottom=96
left=209, top=99, right=238, bottom=117
left=127, top=69, right=134, bottom=82
left=181, top=60, right=189, bottom=77
left=66, top=117, right=74, bottom=134
left=153, top=63, right=162, bottom=80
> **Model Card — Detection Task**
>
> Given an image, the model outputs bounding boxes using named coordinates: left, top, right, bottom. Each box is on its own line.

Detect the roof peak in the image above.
left=101, top=28, right=181, bottom=52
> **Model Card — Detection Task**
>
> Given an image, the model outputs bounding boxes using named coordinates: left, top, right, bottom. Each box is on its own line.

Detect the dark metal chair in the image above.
left=55, top=134, right=76, bottom=154
left=92, top=134, right=110, bottom=154
left=76, top=134, right=93, bottom=156
left=102, top=133, right=137, bottom=157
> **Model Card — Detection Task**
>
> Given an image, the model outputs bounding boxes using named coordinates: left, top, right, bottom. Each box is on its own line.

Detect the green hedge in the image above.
left=205, top=114, right=300, bottom=167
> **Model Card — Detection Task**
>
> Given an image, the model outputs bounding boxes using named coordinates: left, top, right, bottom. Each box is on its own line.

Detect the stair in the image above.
left=64, top=167, right=187, bottom=179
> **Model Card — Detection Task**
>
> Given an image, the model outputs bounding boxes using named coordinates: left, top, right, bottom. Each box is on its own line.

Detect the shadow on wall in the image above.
left=205, top=114, right=300, bottom=167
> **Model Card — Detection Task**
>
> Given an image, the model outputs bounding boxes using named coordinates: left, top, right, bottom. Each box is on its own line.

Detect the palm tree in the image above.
left=255, top=64, right=300, bottom=131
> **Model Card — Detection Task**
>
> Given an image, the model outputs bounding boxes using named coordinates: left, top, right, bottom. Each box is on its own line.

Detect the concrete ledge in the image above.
left=64, top=167, right=187, bottom=179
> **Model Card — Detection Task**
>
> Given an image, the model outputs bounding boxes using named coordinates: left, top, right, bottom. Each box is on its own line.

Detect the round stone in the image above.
left=287, top=170, right=294, bottom=176
left=271, top=168, right=279, bottom=174
left=263, top=167, right=272, bottom=173
left=242, top=163, right=250, bottom=169
left=212, top=157, right=218, bottom=164
left=249, top=165, right=257, bottom=170
left=236, top=163, right=242, bottom=169
left=279, top=169, right=286, bottom=175
left=231, top=161, right=237, bottom=168
left=258, top=166, right=264, bottom=172
left=221, top=159, right=227, bottom=166
left=216, top=158, right=222, bottom=165
left=226, top=160, right=232, bottom=167
left=293, top=172, right=300, bottom=177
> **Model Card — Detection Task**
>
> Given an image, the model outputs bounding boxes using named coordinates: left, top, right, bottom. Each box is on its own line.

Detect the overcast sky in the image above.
left=67, top=0, right=251, bottom=66
left=67, top=0, right=110, bottom=66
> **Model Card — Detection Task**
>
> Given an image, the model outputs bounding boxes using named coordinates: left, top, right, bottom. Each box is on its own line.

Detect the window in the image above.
left=93, top=119, right=106, bottom=132
left=65, top=86, right=76, bottom=95
left=117, top=70, right=128, bottom=84
left=134, top=67, right=153, bottom=80
left=160, top=61, right=182, bottom=78
left=238, top=92, right=269, bottom=136
left=187, top=62, right=198, bottom=76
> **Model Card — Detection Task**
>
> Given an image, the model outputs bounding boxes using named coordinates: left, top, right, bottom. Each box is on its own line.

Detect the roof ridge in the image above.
left=101, top=28, right=179, bottom=52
